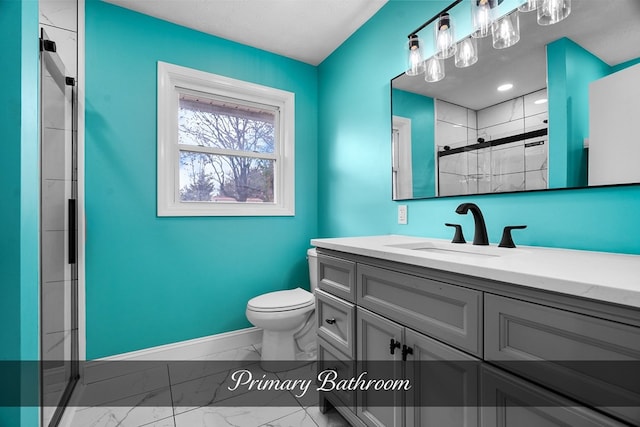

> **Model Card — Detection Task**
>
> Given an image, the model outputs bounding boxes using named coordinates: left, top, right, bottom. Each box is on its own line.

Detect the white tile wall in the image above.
left=477, top=96, right=524, bottom=129
left=42, top=281, right=72, bottom=334
left=437, top=120, right=469, bottom=148
left=436, top=89, right=548, bottom=196
left=478, top=118, right=525, bottom=142
left=41, top=25, right=78, bottom=79
left=437, top=100, right=468, bottom=126
left=40, top=0, right=77, bottom=31
left=523, top=89, right=548, bottom=117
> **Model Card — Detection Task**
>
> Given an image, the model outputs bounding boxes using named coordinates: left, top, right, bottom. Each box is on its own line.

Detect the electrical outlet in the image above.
left=398, top=205, right=408, bottom=225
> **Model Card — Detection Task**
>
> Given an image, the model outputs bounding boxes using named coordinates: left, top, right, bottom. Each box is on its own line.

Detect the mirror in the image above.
left=391, top=0, right=640, bottom=200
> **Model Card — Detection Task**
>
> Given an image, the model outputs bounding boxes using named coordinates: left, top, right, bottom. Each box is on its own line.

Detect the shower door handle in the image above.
left=68, top=199, right=76, bottom=264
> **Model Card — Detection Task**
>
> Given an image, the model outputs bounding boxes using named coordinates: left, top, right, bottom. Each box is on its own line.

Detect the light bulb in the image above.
left=492, top=11, right=520, bottom=49
left=538, top=0, right=571, bottom=25
left=472, top=0, right=495, bottom=38
left=406, top=35, right=425, bottom=76
left=435, top=13, right=456, bottom=59
left=455, top=37, right=478, bottom=68
left=518, top=0, right=542, bottom=12
left=425, top=57, right=445, bottom=82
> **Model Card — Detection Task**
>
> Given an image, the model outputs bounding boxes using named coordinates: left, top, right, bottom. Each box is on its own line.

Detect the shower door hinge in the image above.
left=66, top=77, right=76, bottom=86
left=40, top=38, right=57, bottom=53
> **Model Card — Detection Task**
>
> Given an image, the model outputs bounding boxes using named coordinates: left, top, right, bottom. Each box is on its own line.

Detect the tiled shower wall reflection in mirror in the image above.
left=436, top=90, right=548, bottom=196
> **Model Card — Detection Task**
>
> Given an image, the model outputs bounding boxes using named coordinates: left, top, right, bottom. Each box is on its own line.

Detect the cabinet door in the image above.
left=481, top=366, right=627, bottom=427
left=484, top=293, right=640, bottom=425
left=357, top=308, right=404, bottom=427
left=404, top=329, right=479, bottom=427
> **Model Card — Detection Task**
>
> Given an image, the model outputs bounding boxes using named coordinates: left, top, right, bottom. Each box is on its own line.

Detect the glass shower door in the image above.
left=40, top=29, right=78, bottom=427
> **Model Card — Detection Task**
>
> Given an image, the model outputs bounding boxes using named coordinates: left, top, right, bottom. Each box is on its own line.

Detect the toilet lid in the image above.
left=247, top=287, right=314, bottom=312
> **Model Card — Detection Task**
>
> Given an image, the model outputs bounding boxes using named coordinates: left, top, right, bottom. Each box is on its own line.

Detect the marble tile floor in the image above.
left=62, top=344, right=350, bottom=427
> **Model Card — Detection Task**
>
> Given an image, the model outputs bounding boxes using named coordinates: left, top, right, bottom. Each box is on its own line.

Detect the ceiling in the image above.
left=103, top=0, right=388, bottom=65
left=393, top=0, right=640, bottom=110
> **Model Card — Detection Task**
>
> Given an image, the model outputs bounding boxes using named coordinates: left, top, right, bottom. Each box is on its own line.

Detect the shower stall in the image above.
left=40, top=29, right=79, bottom=427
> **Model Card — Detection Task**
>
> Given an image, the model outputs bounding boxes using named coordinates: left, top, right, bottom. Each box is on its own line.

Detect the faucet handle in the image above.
left=499, top=225, right=527, bottom=248
left=445, top=223, right=466, bottom=244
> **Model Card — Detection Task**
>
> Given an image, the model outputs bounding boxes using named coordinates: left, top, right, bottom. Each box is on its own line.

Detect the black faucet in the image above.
left=455, top=203, right=489, bottom=245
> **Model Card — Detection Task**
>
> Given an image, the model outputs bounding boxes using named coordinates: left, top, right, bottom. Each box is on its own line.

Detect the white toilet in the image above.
left=246, top=248, right=318, bottom=361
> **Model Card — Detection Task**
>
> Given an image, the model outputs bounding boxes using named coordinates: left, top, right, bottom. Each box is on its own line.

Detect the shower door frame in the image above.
left=39, top=28, right=80, bottom=427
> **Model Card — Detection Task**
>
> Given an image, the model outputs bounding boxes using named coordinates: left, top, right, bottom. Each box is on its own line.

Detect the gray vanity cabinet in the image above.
left=356, top=307, right=480, bottom=427
left=481, top=366, right=627, bottom=427
left=403, top=328, right=480, bottom=427
left=484, top=293, right=640, bottom=425
left=315, top=250, right=639, bottom=427
left=356, top=307, right=404, bottom=427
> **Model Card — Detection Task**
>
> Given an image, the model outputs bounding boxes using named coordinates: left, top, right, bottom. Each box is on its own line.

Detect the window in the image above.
left=157, top=62, right=295, bottom=216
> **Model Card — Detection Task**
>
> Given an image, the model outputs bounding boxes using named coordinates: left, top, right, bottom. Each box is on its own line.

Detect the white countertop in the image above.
left=311, top=235, right=640, bottom=309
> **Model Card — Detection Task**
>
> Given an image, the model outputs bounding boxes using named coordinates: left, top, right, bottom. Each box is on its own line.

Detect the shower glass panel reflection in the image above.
left=40, top=29, right=78, bottom=427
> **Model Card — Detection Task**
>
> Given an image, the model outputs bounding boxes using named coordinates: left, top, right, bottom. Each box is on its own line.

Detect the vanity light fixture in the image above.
left=404, top=0, right=568, bottom=84
left=472, top=0, right=499, bottom=38
left=406, top=34, right=425, bottom=76
left=455, top=37, right=478, bottom=68
left=537, top=0, right=571, bottom=25
left=497, top=83, right=514, bottom=91
left=425, top=56, right=446, bottom=82
left=492, top=10, right=520, bottom=49
left=518, top=0, right=542, bottom=12
left=435, top=13, right=457, bottom=59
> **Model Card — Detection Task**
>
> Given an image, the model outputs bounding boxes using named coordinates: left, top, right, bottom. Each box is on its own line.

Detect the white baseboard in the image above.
left=83, top=327, right=262, bottom=384
left=97, top=327, right=262, bottom=361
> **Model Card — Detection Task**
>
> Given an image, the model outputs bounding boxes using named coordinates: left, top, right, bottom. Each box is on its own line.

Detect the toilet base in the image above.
left=261, top=329, right=297, bottom=361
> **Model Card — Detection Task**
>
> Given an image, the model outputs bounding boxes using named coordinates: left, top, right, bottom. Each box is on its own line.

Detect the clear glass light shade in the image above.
left=405, top=35, right=425, bottom=76
left=455, top=37, right=478, bottom=68
left=425, top=57, right=445, bottom=82
left=472, top=0, right=495, bottom=38
left=434, top=14, right=456, bottom=59
left=537, top=0, right=571, bottom=25
left=492, top=11, right=520, bottom=49
left=518, top=0, right=542, bottom=12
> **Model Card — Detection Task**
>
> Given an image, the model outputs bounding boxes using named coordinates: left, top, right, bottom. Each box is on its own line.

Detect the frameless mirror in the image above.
left=391, top=0, right=640, bottom=200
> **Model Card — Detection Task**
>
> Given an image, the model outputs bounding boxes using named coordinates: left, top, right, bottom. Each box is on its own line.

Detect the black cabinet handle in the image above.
left=325, top=318, right=336, bottom=325
left=389, top=339, right=401, bottom=355
left=402, top=345, right=413, bottom=361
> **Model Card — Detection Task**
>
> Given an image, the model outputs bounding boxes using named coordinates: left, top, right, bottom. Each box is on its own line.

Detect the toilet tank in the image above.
left=307, top=248, right=318, bottom=293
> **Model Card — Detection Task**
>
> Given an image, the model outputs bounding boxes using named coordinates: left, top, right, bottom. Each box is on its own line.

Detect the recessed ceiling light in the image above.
left=534, top=98, right=548, bottom=105
left=497, top=83, right=513, bottom=92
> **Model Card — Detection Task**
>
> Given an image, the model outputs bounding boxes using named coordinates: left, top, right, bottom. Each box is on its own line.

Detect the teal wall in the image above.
left=0, top=0, right=40, bottom=426
left=612, top=57, right=640, bottom=73
left=547, top=37, right=611, bottom=188
left=391, top=88, right=436, bottom=198
left=85, top=1, right=318, bottom=358
left=318, top=0, right=640, bottom=255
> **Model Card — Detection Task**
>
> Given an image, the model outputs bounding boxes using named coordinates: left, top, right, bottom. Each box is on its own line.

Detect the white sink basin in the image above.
left=386, top=241, right=508, bottom=258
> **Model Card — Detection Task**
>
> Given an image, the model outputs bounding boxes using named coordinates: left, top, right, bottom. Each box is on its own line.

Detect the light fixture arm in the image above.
left=407, top=0, right=463, bottom=39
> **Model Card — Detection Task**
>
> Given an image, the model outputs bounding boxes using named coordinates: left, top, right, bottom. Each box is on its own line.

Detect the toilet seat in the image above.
left=247, top=287, right=314, bottom=312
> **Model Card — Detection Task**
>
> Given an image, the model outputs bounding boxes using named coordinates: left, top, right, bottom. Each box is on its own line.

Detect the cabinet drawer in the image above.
left=317, top=337, right=356, bottom=411
left=484, top=293, right=640, bottom=425
left=317, top=254, right=356, bottom=302
left=481, top=366, right=627, bottom=427
left=317, top=289, right=356, bottom=358
left=357, top=263, right=482, bottom=356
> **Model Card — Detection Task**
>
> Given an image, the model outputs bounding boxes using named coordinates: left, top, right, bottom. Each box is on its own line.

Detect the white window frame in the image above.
left=157, top=61, right=295, bottom=216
